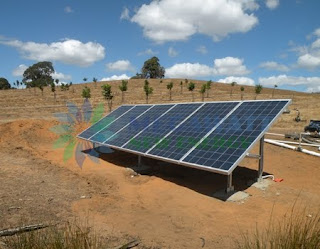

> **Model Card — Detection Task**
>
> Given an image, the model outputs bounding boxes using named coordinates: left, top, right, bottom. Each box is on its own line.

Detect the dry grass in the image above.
left=236, top=207, right=320, bottom=249
left=1, top=221, right=107, bottom=249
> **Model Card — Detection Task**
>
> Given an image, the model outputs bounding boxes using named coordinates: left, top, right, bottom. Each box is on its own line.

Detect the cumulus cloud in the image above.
left=294, top=27, right=320, bottom=70
left=259, top=74, right=320, bottom=92
left=196, top=45, right=208, bottom=55
left=131, top=0, right=259, bottom=43
left=0, top=38, right=105, bottom=67
left=166, top=63, right=213, bottom=78
left=137, top=48, right=158, bottom=56
left=12, top=64, right=28, bottom=77
left=165, top=56, right=250, bottom=78
left=106, top=60, right=134, bottom=72
left=168, top=47, right=178, bottom=57
left=259, top=61, right=290, bottom=72
left=265, top=0, right=279, bottom=9
left=218, top=76, right=255, bottom=86
left=101, top=74, right=130, bottom=81
left=51, top=72, right=72, bottom=82
left=64, top=6, right=74, bottom=13
left=213, top=57, right=250, bottom=75
left=120, top=7, right=130, bottom=20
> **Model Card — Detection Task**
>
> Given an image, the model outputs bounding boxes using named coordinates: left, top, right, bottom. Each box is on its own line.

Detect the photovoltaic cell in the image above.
left=105, top=105, right=174, bottom=147
left=90, top=105, right=151, bottom=143
left=182, top=100, right=289, bottom=171
left=124, top=103, right=202, bottom=153
left=78, top=105, right=134, bottom=139
left=147, top=102, right=239, bottom=160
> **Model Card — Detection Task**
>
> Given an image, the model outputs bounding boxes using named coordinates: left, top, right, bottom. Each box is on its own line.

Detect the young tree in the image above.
left=200, top=83, right=206, bottom=102
left=119, top=80, right=128, bottom=104
left=185, top=78, right=188, bottom=86
left=240, top=86, right=245, bottom=100
left=82, top=86, right=91, bottom=100
left=206, top=80, right=212, bottom=98
left=22, top=61, right=54, bottom=95
left=50, top=82, right=56, bottom=102
left=16, top=80, right=20, bottom=89
left=230, top=81, right=236, bottom=97
left=180, top=81, right=183, bottom=94
left=188, top=82, right=195, bottom=102
left=83, top=77, right=87, bottom=82
left=141, top=56, right=165, bottom=78
left=144, top=79, right=153, bottom=104
left=255, top=84, right=263, bottom=100
left=102, top=84, right=114, bottom=112
left=167, top=82, right=173, bottom=101
left=93, top=77, right=98, bottom=88
left=272, top=84, right=278, bottom=98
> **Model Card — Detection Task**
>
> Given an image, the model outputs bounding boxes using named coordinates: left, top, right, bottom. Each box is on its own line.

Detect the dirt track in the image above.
left=0, top=80, right=319, bottom=248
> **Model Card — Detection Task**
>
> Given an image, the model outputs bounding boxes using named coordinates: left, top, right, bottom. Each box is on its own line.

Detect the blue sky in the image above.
left=1, top=0, right=320, bottom=92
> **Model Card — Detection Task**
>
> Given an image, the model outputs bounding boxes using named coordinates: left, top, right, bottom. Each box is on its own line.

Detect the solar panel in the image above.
left=147, top=102, right=240, bottom=161
left=105, top=104, right=174, bottom=147
left=90, top=105, right=152, bottom=143
left=124, top=103, right=203, bottom=153
left=78, top=99, right=291, bottom=176
left=181, top=100, right=289, bottom=173
left=78, top=105, right=134, bottom=139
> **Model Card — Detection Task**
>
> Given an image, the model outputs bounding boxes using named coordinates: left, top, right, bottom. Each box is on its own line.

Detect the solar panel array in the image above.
left=78, top=100, right=291, bottom=175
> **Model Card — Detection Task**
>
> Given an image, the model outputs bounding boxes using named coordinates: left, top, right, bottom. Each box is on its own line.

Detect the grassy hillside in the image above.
left=0, top=79, right=318, bottom=133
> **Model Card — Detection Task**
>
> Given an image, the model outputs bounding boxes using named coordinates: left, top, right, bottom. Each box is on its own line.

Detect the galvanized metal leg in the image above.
left=226, top=173, right=234, bottom=193
left=138, top=155, right=141, bottom=167
left=258, top=136, right=264, bottom=182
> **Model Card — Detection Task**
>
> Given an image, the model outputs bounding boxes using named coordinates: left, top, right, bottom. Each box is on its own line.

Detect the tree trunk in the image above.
left=201, top=93, right=204, bottom=102
left=54, top=92, right=56, bottom=102
left=272, top=89, right=275, bottom=98
left=121, top=91, right=124, bottom=104
left=192, top=91, right=194, bottom=102
left=169, top=90, right=172, bottom=101
left=146, top=95, right=148, bottom=104
left=241, top=93, right=243, bottom=100
left=108, top=100, right=112, bottom=112
left=180, top=85, right=183, bottom=94
left=206, top=90, right=209, bottom=98
left=255, top=94, right=258, bottom=100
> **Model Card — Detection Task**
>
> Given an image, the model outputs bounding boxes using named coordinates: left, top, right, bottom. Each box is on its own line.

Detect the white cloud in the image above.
left=137, top=48, right=158, bottom=56
left=218, top=76, right=255, bottom=86
left=0, top=38, right=105, bottom=67
left=294, top=28, right=320, bottom=70
left=240, top=0, right=260, bottom=11
left=131, top=0, right=259, bottom=43
left=259, top=74, right=320, bottom=92
left=196, top=45, right=208, bottom=55
left=166, top=63, right=213, bottom=78
left=12, top=64, right=28, bottom=77
left=101, top=74, right=130, bottom=81
left=168, top=47, right=178, bottom=57
left=259, top=61, right=290, bottom=72
left=213, top=57, right=250, bottom=75
left=51, top=72, right=72, bottom=82
left=265, top=0, right=279, bottom=9
left=64, top=6, right=74, bottom=13
left=165, top=56, right=250, bottom=78
left=120, top=7, right=130, bottom=20
left=106, top=60, right=134, bottom=72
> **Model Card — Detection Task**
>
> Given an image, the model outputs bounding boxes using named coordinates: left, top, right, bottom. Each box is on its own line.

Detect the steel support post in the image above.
left=226, top=173, right=234, bottom=193
left=258, top=135, right=264, bottom=182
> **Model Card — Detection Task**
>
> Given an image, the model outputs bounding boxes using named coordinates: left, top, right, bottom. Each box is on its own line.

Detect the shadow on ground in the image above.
left=82, top=147, right=272, bottom=201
